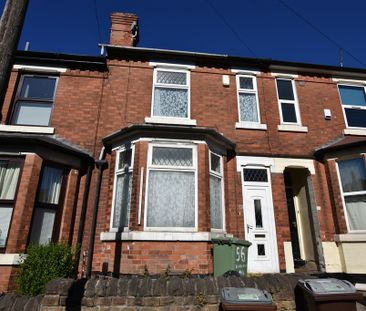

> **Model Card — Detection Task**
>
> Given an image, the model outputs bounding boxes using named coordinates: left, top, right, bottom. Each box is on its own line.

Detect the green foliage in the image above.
left=195, top=292, right=207, bottom=307
left=159, top=265, right=171, bottom=281
left=17, top=243, right=76, bottom=296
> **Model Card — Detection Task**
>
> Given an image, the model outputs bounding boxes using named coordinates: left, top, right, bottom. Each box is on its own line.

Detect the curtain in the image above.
left=338, top=158, right=366, bottom=192
left=29, top=208, right=56, bottom=245
left=147, top=170, right=195, bottom=228
left=210, top=175, right=223, bottom=229
left=153, top=87, right=188, bottom=118
left=0, top=207, right=13, bottom=247
left=0, top=162, right=20, bottom=200
left=38, top=166, right=63, bottom=204
left=345, top=195, right=366, bottom=231
left=239, top=93, right=258, bottom=122
left=113, top=172, right=132, bottom=229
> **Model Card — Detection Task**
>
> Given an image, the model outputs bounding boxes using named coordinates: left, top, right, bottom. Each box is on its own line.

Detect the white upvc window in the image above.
left=145, top=143, right=197, bottom=231
left=276, top=78, right=301, bottom=125
left=337, top=157, right=366, bottom=232
left=111, top=146, right=134, bottom=231
left=209, top=151, right=225, bottom=231
left=338, top=84, right=366, bottom=128
left=236, top=75, right=261, bottom=125
left=151, top=68, right=190, bottom=120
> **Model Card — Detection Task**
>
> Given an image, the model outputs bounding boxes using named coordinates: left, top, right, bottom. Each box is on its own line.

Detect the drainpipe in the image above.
left=75, top=164, right=93, bottom=274
left=86, top=147, right=108, bottom=278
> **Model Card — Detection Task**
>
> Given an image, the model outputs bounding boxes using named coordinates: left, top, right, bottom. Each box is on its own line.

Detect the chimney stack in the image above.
left=110, top=12, right=139, bottom=46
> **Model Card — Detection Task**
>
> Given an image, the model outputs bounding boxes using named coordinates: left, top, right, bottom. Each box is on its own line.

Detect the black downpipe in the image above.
left=86, top=159, right=107, bottom=278
left=75, top=164, right=93, bottom=273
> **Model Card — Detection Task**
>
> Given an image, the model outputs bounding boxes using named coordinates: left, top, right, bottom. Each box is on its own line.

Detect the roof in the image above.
left=314, top=135, right=366, bottom=157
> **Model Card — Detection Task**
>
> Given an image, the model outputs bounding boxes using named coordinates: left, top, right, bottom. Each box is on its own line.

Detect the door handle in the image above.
left=247, top=224, right=253, bottom=233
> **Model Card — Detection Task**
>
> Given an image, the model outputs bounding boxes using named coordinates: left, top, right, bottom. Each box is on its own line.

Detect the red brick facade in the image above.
left=0, top=12, right=365, bottom=292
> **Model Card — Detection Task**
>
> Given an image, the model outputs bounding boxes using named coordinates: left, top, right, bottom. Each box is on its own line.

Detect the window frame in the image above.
left=275, top=78, right=301, bottom=125
left=337, top=84, right=366, bottom=129
left=28, top=163, right=68, bottom=246
left=144, top=142, right=198, bottom=232
left=110, top=145, right=135, bottom=232
left=209, top=151, right=225, bottom=232
left=236, top=75, right=261, bottom=125
left=0, top=157, right=23, bottom=251
left=9, top=74, right=59, bottom=127
left=336, top=156, right=366, bottom=233
left=150, top=67, right=191, bottom=122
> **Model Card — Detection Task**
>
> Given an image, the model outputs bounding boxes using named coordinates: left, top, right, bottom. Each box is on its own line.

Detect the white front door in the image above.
left=242, top=168, right=279, bottom=273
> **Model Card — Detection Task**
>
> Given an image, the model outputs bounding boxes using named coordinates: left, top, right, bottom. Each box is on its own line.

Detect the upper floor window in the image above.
left=337, top=157, right=366, bottom=231
left=0, top=159, right=21, bottom=248
left=276, top=79, right=301, bottom=125
left=145, top=144, right=197, bottom=230
left=29, top=165, right=65, bottom=245
left=338, top=85, right=366, bottom=128
left=151, top=68, right=190, bottom=119
left=209, top=152, right=224, bottom=230
left=236, top=75, right=260, bottom=124
left=10, top=75, right=58, bottom=127
left=111, top=147, right=133, bottom=231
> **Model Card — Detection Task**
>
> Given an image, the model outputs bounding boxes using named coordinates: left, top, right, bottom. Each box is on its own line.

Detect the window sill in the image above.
left=100, top=231, right=231, bottom=241
left=277, top=124, right=308, bottom=133
left=145, top=117, right=197, bottom=126
left=0, top=124, right=55, bottom=134
left=334, top=233, right=366, bottom=242
left=0, top=253, right=24, bottom=265
left=235, top=122, right=267, bottom=130
left=343, top=128, right=366, bottom=136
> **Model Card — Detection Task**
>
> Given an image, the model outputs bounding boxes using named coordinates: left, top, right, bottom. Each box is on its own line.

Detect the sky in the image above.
left=1, top=0, right=366, bottom=69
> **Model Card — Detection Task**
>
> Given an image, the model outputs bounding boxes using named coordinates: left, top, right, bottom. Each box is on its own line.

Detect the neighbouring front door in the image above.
left=242, top=167, right=279, bottom=273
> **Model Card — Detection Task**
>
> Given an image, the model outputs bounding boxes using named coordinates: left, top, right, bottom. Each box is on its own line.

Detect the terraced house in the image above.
left=0, top=11, right=365, bottom=292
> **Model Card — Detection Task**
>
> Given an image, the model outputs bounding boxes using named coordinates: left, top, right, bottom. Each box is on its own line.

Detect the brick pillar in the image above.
left=110, top=12, right=139, bottom=46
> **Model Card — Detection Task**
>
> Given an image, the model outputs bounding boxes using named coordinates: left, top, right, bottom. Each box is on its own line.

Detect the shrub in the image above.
left=17, top=243, right=76, bottom=295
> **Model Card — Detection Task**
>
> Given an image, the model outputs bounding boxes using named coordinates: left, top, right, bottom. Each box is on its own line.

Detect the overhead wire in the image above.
left=204, top=0, right=257, bottom=57
left=278, top=0, right=366, bottom=68
left=93, top=0, right=102, bottom=43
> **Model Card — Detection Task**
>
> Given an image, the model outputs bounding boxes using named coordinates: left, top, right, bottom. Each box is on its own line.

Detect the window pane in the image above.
left=338, top=158, right=366, bottom=192
left=147, top=171, right=195, bottom=228
left=344, top=195, right=366, bottom=231
left=38, top=166, right=63, bottom=204
left=29, top=208, right=56, bottom=245
left=152, top=147, right=193, bottom=167
left=0, top=207, right=13, bottom=247
left=153, top=87, right=188, bottom=118
left=239, top=93, right=259, bottom=122
left=156, top=71, right=186, bottom=85
left=0, top=161, right=20, bottom=200
left=281, top=102, right=297, bottom=123
left=344, top=108, right=366, bottom=128
left=244, top=169, right=268, bottom=182
left=257, top=244, right=266, bottom=256
left=277, top=80, right=294, bottom=100
left=20, top=77, right=56, bottom=100
left=118, top=149, right=132, bottom=171
left=254, top=199, right=263, bottom=228
left=13, top=102, right=52, bottom=126
left=210, top=175, right=223, bottom=229
left=210, top=153, right=221, bottom=173
left=339, top=85, right=366, bottom=107
left=113, top=172, right=132, bottom=229
left=239, top=77, right=254, bottom=90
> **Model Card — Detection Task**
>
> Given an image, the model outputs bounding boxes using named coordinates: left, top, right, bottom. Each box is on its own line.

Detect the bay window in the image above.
left=145, top=144, right=197, bottom=230
left=0, top=159, right=21, bottom=248
left=338, top=85, right=366, bottom=128
left=337, top=157, right=366, bottom=231
left=209, top=152, right=224, bottom=230
left=111, top=147, right=133, bottom=230
left=29, top=165, right=65, bottom=245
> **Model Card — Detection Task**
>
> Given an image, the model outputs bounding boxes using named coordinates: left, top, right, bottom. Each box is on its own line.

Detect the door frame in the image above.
left=241, top=165, right=280, bottom=273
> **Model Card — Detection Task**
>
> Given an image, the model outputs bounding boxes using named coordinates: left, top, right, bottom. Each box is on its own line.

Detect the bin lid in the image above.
left=299, top=278, right=357, bottom=295
left=212, top=237, right=251, bottom=246
left=221, top=287, right=273, bottom=304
